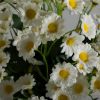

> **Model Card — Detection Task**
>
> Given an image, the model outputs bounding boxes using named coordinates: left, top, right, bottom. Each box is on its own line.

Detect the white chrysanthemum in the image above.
left=50, top=62, right=78, bottom=89
left=52, top=89, right=71, bottom=100
left=22, top=2, right=40, bottom=25
left=91, top=71, right=100, bottom=100
left=0, top=50, right=10, bottom=67
left=46, top=80, right=60, bottom=98
left=81, top=14, right=96, bottom=40
left=61, top=32, right=85, bottom=57
left=0, top=35, right=10, bottom=50
left=76, top=62, right=91, bottom=75
left=16, top=74, right=36, bottom=90
left=0, top=80, right=18, bottom=100
left=29, top=96, right=47, bottom=100
left=40, top=13, right=65, bottom=42
left=13, top=30, right=41, bottom=60
left=91, top=71, right=100, bottom=91
left=0, top=67, right=7, bottom=83
left=73, top=43, right=98, bottom=73
left=64, top=0, right=84, bottom=14
left=69, top=75, right=91, bottom=100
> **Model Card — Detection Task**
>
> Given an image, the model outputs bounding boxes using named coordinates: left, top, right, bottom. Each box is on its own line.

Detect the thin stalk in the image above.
left=36, top=50, right=49, bottom=79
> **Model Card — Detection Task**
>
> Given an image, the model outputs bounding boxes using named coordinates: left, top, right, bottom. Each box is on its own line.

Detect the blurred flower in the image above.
left=0, top=35, right=10, bottom=50
left=46, top=80, right=60, bottom=99
left=91, top=71, right=100, bottom=99
left=52, top=89, right=71, bottom=100
left=16, top=74, right=36, bottom=90
left=0, top=50, right=10, bottom=67
left=69, top=75, right=91, bottom=100
left=0, top=67, right=7, bottom=83
left=0, top=80, right=18, bottom=100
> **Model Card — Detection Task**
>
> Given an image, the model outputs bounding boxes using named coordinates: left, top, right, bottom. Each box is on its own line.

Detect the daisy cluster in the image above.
left=0, top=0, right=100, bottom=100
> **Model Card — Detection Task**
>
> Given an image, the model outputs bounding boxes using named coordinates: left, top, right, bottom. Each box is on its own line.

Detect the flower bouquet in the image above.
left=0, top=0, right=100, bottom=100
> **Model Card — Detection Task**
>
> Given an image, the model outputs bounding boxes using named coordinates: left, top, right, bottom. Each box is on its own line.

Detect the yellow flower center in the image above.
left=0, top=40, right=6, bottom=48
left=83, top=23, right=89, bottom=33
left=94, top=80, right=100, bottom=90
left=79, top=51, right=89, bottom=62
left=59, top=69, right=70, bottom=80
left=58, top=94, right=69, bottom=100
left=25, top=41, right=34, bottom=52
left=48, top=22, right=58, bottom=33
left=26, top=8, right=36, bottom=20
left=4, top=84, right=14, bottom=94
left=69, top=0, right=77, bottom=9
left=66, top=37, right=75, bottom=46
left=73, top=83, right=83, bottom=94
left=79, top=64, right=84, bottom=70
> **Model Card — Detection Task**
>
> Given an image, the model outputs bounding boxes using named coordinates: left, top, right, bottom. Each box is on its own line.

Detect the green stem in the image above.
left=36, top=50, right=49, bottom=79
left=87, top=2, right=96, bottom=14
left=44, top=44, right=47, bottom=55
left=36, top=65, right=47, bottom=82
left=46, top=39, right=57, bottom=56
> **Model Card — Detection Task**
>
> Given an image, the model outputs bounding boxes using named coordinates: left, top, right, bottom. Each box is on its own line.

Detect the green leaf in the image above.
left=12, top=14, right=23, bottom=30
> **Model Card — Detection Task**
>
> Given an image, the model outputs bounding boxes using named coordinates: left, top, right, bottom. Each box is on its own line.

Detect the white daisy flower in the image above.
left=0, top=80, right=18, bottom=100
left=81, top=14, right=97, bottom=40
left=0, top=50, right=10, bottom=67
left=52, top=89, right=71, bottom=100
left=46, top=80, right=60, bottom=98
left=16, top=74, right=36, bottom=90
left=13, top=30, right=41, bottom=60
left=0, top=67, right=7, bottom=83
left=76, top=62, right=89, bottom=75
left=64, top=0, right=85, bottom=14
left=91, top=71, right=100, bottom=99
left=91, top=71, right=100, bottom=92
left=50, top=62, right=78, bottom=89
left=61, top=32, right=85, bottom=57
left=22, top=2, right=40, bottom=25
left=69, top=75, right=91, bottom=100
left=0, top=35, right=10, bottom=50
left=73, top=43, right=98, bottom=73
left=40, top=13, right=65, bottom=42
